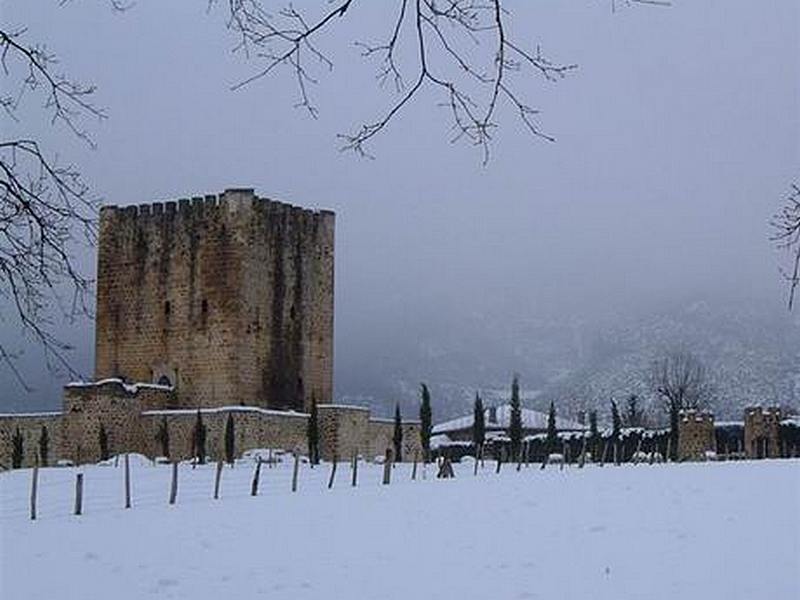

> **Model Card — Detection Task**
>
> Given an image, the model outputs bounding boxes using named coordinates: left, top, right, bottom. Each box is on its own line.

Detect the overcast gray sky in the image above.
left=1, top=0, right=798, bottom=410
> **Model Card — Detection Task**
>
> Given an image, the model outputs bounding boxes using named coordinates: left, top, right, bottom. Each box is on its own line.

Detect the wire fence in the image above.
left=0, top=448, right=709, bottom=524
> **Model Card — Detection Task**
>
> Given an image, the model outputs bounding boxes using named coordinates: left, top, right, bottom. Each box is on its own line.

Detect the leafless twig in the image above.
left=771, top=182, right=800, bottom=309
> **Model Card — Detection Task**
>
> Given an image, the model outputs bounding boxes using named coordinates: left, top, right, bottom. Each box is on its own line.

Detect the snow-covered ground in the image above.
left=1, top=457, right=798, bottom=599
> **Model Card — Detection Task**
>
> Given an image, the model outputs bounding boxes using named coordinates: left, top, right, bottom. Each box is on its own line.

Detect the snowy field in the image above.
left=1, top=456, right=798, bottom=600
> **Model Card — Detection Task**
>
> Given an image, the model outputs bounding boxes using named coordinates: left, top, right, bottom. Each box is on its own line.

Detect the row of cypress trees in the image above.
left=9, top=425, right=50, bottom=468
left=8, top=388, right=440, bottom=468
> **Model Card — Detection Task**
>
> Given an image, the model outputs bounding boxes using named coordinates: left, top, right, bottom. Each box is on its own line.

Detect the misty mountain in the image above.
left=336, top=296, right=800, bottom=424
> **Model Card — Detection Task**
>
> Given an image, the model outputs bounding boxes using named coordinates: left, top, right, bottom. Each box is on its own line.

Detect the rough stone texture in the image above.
left=61, top=380, right=175, bottom=463
left=140, top=407, right=309, bottom=461
left=677, top=410, right=715, bottom=461
left=1, top=383, right=420, bottom=467
left=0, top=413, right=63, bottom=469
left=94, top=189, right=334, bottom=412
left=744, top=406, right=782, bottom=458
left=366, top=419, right=422, bottom=463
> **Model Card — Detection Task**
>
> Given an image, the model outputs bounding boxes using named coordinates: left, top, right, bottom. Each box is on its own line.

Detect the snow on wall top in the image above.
left=432, top=404, right=585, bottom=434
left=141, top=406, right=309, bottom=418
left=66, top=378, right=174, bottom=394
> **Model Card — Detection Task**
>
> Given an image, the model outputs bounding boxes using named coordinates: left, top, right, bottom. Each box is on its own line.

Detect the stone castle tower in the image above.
left=93, top=188, right=334, bottom=412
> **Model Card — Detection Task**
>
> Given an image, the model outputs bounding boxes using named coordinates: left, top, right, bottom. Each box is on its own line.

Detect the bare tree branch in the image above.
left=0, top=23, right=104, bottom=384
left=771, top=182, right=800, bottom=309
left=220, top=1, right=584, bottom=161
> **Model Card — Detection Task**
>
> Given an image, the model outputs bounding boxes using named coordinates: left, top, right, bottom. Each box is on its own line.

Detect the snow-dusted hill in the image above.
left=337, top=296, right=800, bottom=423
left=2, top=457, right=798, bottom=599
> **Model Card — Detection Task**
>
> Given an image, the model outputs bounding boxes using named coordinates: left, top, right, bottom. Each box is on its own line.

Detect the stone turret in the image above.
left=677, top=409, right=715, bottom=461
left=744, top=406, right=782, bottom=459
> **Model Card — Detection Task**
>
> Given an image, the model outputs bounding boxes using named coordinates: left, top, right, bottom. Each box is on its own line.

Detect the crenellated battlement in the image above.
left=100, top=188, right=334, bottom=222
left=679, top=409, right=714, bottom=425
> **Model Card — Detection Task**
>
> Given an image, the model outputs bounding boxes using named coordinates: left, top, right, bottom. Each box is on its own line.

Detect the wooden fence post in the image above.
left=250, top=457, right=262, bottom=497
left=327, top=454, right=338, bottom=489
left=74, top=473, right=83, bottom=516
left=169, top=461, right=179, bottom=505
left=124, top=453, right=132, bottom=509
left=382, top=448, right=392, bottom=485
left=30, top=463, right=39, bottom=521
left=351, top=451, right=359, bottom=487
left=473, top=446, right=480, bottom=476
left=561, top=442, right=567, bottom=471
left=495, top=448, right=502, bottom=474
left=579, top=437, right=587, bottom=468
left=666, top=437, right=672, bottom=464
left=411, top=451, right=418, bottom=481
left=214, top=459, right=223, bottom=499
left=291, top=451, right=300, bottom=493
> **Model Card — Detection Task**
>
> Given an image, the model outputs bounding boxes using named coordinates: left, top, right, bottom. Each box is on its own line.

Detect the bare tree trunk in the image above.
left=412, top=450, right=418, bottom=480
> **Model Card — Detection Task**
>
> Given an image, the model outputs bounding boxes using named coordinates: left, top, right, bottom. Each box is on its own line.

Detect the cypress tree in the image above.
left=39, top=425, right=49, bottom=466
left=611, top=400, right=622, bottom=439
left=307, top=396, right=320, bottom=465
left=508, top=374, right=522, bottom=461
left=546, top=401, right=558, bottom=455
left=98, top=423, right=110, bottom=461
left=156, top=416, right=170, bottom=459
left=472, top=393, right=485, bottom=453
left=611, top=399, right=622, bottom=463
left=419, top=383, right=432, bottom=462
left=589, top=410, right=599, bottom=462
left=393, top=403, right=403, bottom=463
left=11, top=427, right=23, bottom=469
left=224, top=413, right=235, bottom=465
left=194, top=410, right=207, bottom=464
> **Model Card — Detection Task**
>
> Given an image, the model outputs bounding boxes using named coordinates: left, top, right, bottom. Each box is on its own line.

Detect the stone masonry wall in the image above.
left=677, top=410, right=715, bottom=461
left=1, top=382, right=420, bottom=468
left=366, top=419, right=422, bottom=462
left=140, top=407, right=309, bottom=461
left=61, top=380, right=175, bottom=464
left=94, top=189, right=334, bottom=412
left=0, top=413, right=63, bottom=469
left=744, top=406, right=782, bottom=458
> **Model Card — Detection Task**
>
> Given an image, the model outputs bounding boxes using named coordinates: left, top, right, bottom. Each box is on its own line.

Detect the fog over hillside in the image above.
left=337, top=290, right=800, bottom=423
left=1, top=1, right=797, bottom=421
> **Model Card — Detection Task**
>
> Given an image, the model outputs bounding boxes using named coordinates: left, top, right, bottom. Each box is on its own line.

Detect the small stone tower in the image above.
left=677, top=409, right=715, bottom=461
left=744, top=406, right=782, bottom=459
left=94, top=189, right=334, bottom=412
